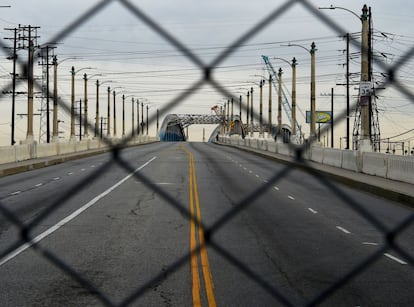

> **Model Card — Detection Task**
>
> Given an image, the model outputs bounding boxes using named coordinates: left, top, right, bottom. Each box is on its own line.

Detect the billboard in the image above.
left=306, top=111, right=332, bottom=124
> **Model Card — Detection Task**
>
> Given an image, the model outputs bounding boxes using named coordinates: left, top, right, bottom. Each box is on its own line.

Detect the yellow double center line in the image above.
left=184, top=146, right=216, bottom=307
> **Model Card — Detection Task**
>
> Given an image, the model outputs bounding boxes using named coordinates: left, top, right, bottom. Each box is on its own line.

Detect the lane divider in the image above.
left=182, top=145, right=216, bottom=307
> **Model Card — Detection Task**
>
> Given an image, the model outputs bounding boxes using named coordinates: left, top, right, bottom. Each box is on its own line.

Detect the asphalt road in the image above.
left=0, top=142, right=413, bottom=306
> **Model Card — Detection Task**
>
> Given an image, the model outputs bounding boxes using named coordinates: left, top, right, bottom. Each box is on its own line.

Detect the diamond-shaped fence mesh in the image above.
left=0, top=0, right=413, bottom=306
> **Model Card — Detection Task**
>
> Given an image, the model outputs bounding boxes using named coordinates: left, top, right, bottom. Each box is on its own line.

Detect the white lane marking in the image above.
left=80, top=168, right=86, bottom=172
left=239, top=164, right=242, bottom=167
left=255, top=174, right=260, bottom=178
left=308, top=208, right=318, bottom=214
left=288, top=195, right=295, bottom=200
left=53, top=177, right=60, bottom=181
left=243, top=167, right=247, bottom=170
left=336, top=226, right=351, bottom=234
left=249, top=170, right=253, bottom=173
left=263, top=180, right=268, bottom=183
left=68, top=172, right=73, bottom=175
left=273, top=186, right=279, bottom=191
left=384, top=253, right=407, bottom=265
left=91, top=165, right=95, bottom=168
left=156, top=182, right=173, bottom=185
left=0, top=156, right=157, bottom=267
left=34, top=183, right=42, bottom=187
left=10, top=191, right=21, bottom=196
left=362, top=242, right=378, bottom=246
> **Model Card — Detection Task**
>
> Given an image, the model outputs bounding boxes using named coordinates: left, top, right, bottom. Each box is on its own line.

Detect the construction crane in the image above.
left=262, top=55, right=304, bottom=143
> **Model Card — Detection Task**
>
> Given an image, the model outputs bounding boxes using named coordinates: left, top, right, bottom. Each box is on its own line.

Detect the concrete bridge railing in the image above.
left=0, top=136, right=159, bottom=165
left=218, top=135, right=414, bottom=185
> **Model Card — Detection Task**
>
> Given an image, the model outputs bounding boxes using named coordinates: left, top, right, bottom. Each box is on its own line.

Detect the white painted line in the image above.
left=255, top=174, right=260, bottom=178
left=263, top=180, right=268, bottom=183
left=0, top=156, right=157, bottom=267
left=336, top=226, right=351, bottom=234
left=156, top=182, right=173, bottom=185
left=10, top=191, right=21, bottom=196
left=249, top=170, right=253, bottom=173
left=308, top=208, right=318, bottom=214
left=91, top=165, right=95, bottom=168
left=68, top=172, right=73, bottom=175
left=80, top=168, right=86, bottom=172
left=53, top=177, right=60, bottom=181
left=362, top=242, right=378, bottom=246
left=239, top=164, right=243, bottom=167
left=288, top=195, right=295, bottom=200
left=384, top=253, right=407, bottom=265
left=34, top=183, right=42, bottom=187
left=273, top=186, right=279, bottom=191
left=243, top=167, right=247, bottom=170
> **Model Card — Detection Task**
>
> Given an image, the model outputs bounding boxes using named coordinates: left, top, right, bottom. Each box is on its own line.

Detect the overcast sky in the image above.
left=0, top=0, right=413, bottom=147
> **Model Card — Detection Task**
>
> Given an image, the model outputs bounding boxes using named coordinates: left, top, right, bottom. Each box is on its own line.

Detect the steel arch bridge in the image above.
left=159, top=114, right=224, bottom=141
left=159, top=114, right=292, bottom=142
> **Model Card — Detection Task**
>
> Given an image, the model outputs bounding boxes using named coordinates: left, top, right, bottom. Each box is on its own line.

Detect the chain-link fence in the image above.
left=0, top=0, right=413, bottom=306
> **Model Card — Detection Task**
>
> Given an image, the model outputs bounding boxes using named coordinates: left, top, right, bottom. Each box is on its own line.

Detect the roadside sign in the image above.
left=306, top=111, right=332, bottom=124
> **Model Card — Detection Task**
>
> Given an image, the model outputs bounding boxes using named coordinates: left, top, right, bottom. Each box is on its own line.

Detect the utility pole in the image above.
left=346, top=33, right=350, bottom=149
left=277, top=68, right=283, bottom=142
left=259, top=79, right=264, bottom=137
left=52, top=55, right=58, bottom=142
left=38, top=44, right=56, bottom=143
left=136, top=99, right=140, bottom=135
left=146, top=104, right=149, bottom=135
left=95, top=80, right=99, bottom=138
left=131, top=97, right=135, bottom=137
left=113, top=91, right=117, bottom=136
left=4, top=27, right=20, bottom=145
left=16, top=25, right=40, bottom=144
left=83, top=73, right=88, bottom=139
left=268, top=74, right=272, bottom=137
left=250, top=87, right=254, bottom=137
left=331, top=87, right=334, bottom=148
left=141, top=102, right=144, bottom=135
left=156, top=108, right=159, bottom=135
left=291, top=57, right=297, bottom=141
left=246, top=90, right=250, bottom=135
left=310, top=42, right=317, bottom=139
left=107, top=86, right=111, bottom=136
left=122, top=94, right=125, bottom=137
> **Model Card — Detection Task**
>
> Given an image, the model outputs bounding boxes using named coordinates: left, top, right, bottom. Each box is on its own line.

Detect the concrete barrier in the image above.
left=277, top=143, right=291, bottom=156
left=387, top=155, right=414, bottom=184
left=310, top=146, right=324, bottom=163
left=266, top=140, right=276, bottom=153
left=0, top=146, right=16, bottom=164
left=322, top=148, right=343, bottom=168
left=341, top=150, right=358, bottom=172
left=362, top=152, right=388, bottom=177
left=37, top=143, right=58, bottom=158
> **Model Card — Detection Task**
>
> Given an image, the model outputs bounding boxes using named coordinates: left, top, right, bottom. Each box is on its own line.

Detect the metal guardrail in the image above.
left=0, top=0, right=413, bottom=306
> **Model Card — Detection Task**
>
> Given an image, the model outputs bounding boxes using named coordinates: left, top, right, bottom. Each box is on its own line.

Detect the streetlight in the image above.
left=122, top=94, right=134, bottom=137
left=95, top=80, right=112, bottom=138
left=285, top=42, right=317, bottom=140
left=273, top=57, right=297, bottom=142
left=52, top=56, right=78, bottom=142
left=319, top=4, right=370, bottom=151
left=112, top=87, right=124, bottom=137
left=83, top=73, right=102, bottom=139
left=70, top=66, right=92, bottom=141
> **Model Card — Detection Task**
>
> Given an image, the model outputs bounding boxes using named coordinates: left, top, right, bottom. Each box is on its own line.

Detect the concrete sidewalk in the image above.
left=219, top=143, right=414, bottom=208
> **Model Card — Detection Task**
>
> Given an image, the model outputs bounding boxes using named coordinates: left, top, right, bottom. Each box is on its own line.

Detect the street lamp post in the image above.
left=94, top=80, right=112, bottom=138
left=259, top=79, right=265, bottom=137
left=286, top=42, right=317, bottom=139
left=70, top=66, right=92, bottom=141
left=250, top=87, right=254, bottom=137
left=319, top=4, right=371, bottom=150
left=277, top=68, right=283, bottom=142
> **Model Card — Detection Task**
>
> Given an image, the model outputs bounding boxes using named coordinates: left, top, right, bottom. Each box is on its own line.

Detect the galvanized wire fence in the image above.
left=0, top=0, right=413, bottom=306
